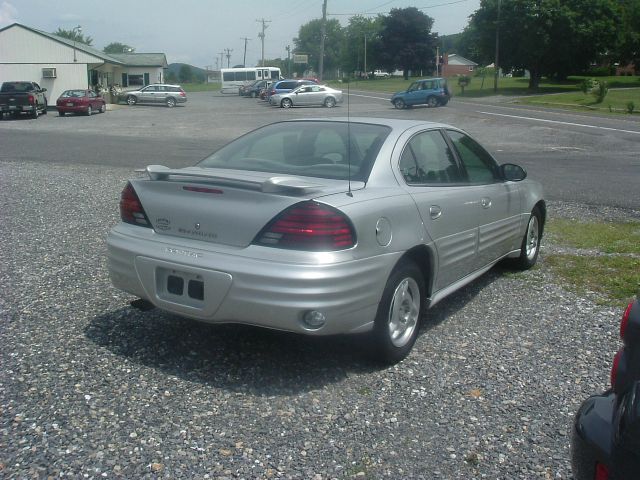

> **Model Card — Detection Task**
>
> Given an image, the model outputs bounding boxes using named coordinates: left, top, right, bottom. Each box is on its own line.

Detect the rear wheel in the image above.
left=370, top=259, right=424, bottom=364
left=324, top=97, right=336, bottom=108
left=393, top=98, right=406, bottom=110
left=166, top=97, right=176, bottom=108
left=126, top=95, right=137, bottom=106
left=427, top=96, right=438, bottom=108
left=512, top=207, right=542, bottom=270
left=100, top=103, right=106, bottom=113
left=58, top=110, right=65, bottom=117
left=31, top=106, right=38, bottom=119
left=281, top=98, right=293, bottom=108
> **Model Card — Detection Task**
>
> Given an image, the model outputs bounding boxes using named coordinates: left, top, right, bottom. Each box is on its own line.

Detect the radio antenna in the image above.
left=346, top=79, right=353, bottom=197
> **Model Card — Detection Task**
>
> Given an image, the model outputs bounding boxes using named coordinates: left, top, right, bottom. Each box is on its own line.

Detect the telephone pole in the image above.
left=224, top=48, right=233, bottom=68
left=285, top=45, right=291, bottom=77
left=218, top=51, right=224, bottom=70
left=318, top=0, right=327, bottom=81
left=494, top=0, right=501, bottom=93
left=256, top=18, right=271, bottom=67
left=240, top=37, right=251, bottom=67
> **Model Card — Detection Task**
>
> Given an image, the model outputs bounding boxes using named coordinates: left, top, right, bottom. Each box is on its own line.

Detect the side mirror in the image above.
left=500, top=163, right=527, bottom=182
left=41, top=88, right=47, bottom=92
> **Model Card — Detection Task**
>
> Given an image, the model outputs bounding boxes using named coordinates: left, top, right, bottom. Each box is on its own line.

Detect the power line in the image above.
left=328, top=0, right=470, bottom=16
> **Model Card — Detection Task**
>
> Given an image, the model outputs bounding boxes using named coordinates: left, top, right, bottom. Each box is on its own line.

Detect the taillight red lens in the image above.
left=28, top=94, right=35, bottom=104
left=119, top=182, right=151, bottom=228
left=179, top=89, right=186, bottom=97
left=254, top=201, right=356, bottom=251
left=610, top=349, right=622, bottom=388
left=620, top=302, right=633, bottom=341
left=595, top=462, right=609, bottom=480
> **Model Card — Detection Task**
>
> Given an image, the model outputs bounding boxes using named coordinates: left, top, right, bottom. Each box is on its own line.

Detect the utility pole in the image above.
left=318, top=0, right=327, bottom=81
left=256, top=18, right=271, bottom=67
left=436, top=45, right=439, bottom=76
left=240, top=37, right=251, bottom=67
left=494, top=0, right=501, bottom=93
left=218, top=51, right=224, bottom=70
left=363, top=34, right=367, bottom=77
left=285, top=45, right=291, bottom=77
left=224, top=48, right=233, bottom=68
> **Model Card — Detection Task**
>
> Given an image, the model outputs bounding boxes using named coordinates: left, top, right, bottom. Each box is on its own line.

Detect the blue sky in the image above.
left=0, top=0, right=481, bottom=68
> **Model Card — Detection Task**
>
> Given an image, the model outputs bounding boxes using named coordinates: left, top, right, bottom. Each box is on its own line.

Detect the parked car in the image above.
left=123, top=84, right=187, bottom=107
left=56, top=89, right=106, bottom=116
left=271, top=84, right=343, bottom=108
left=390, top=77, right=450, bottom=109
left=0, top=81, right=48, bottom=119
left=107, top=118, right=545, bottom=364
left=571, top=298, right=640, bottom=479
left=239, top=79, right=262, bottom=97
left=242, top=79, right=272, bottom=98
left=265, top=79, right=317, bottom=104
left=374, top=70, right=390, bottom=78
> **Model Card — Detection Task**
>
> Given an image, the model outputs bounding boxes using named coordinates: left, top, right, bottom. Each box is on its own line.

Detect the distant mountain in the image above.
left=167, top=63, right=208, bottom=82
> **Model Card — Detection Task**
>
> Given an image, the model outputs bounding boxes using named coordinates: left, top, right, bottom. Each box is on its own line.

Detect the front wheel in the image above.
left=86, top=105, right=92, bottom=116
left=512, top=208, right=543, bottom=270
left=281, top=98, right=293, bottom=108
left=166, top=97, right=176, bottom=108
left=100, top=103, right=106, bottom=113
left=427, top=96, right=438, bottom=108
left=126, top=96, right=137, bottom=106
left=370, top=259, right=424, bottom=364
left=31, top=106, right=39, bottom=119
left=393, top=99, right=405, bottom=110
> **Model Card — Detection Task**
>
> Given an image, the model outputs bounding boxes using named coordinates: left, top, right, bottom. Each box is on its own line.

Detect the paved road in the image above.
left=1, top=90, right=639, bottom=208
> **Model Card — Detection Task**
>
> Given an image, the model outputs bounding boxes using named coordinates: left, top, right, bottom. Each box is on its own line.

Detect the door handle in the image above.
left=481, top=197, right=492, bottom=209
left=429, top=205, right=442, bottom=220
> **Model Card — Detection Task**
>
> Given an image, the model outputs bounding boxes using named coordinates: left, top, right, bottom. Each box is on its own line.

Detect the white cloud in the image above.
left=0, top=1, right=17, bottom=26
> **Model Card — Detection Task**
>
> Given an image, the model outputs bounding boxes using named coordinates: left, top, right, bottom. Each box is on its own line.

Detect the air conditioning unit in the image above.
left=42, top=68, right=57, bottom=78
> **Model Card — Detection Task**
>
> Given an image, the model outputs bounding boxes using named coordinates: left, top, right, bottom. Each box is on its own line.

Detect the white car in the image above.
left=271, top=85, right=343, bottom=108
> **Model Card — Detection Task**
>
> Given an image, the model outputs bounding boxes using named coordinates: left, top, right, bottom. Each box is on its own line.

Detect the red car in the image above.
left=56, top=89, right=106, bottom=116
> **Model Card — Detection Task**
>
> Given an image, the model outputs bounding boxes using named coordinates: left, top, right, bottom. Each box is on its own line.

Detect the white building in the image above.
left=0, top=23, right=168, bottom=103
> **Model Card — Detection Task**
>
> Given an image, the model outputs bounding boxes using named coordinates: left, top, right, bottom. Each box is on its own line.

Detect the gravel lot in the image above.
left=1, top=159, right=637, bottom=479
left=1, top=94, right=639, bottom=478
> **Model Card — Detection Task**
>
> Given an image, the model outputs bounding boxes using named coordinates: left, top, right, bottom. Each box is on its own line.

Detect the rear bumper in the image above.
left=107, top=225, right=400, bottom=335
left=0, top=104, right=35, bottom=112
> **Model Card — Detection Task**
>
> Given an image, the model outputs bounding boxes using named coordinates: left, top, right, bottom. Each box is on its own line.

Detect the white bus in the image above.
left=220, top=67, right=282, bottom=94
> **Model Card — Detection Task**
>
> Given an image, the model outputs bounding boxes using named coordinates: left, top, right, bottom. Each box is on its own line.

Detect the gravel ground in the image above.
left=0, top=159, right=636, bottom=479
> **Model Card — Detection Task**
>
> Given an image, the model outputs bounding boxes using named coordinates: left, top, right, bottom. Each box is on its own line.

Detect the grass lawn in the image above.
left=181, top=82, right=221, bottom=92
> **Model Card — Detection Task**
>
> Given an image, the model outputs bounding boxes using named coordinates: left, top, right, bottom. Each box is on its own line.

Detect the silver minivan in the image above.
left=124, top=84, right=187, bottom=107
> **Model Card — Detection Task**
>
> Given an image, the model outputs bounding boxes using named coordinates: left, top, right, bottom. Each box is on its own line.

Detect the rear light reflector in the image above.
left=253, top=201, right=356, bottom=251
left=119, top=182, right=151, bottom=228
left=28, top=94, right=35, bottom=104
left=179, top=89, right=186, bottom=97
left=610, top=349, right=622, bottom=389
left=595, top=462, right=609, bottom=480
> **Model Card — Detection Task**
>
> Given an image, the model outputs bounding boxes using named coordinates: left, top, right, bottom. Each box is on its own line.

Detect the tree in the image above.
left=466, top=0, right=619, bottom=89
left=179, top=64, right=193, bottom=83
left=341, top=15, right=383, bottom=76
left=294, top=18, right=344, bottom=77
left=617, top=0, right=640, bottom=69
left=104, top=42, right=135, bottom=54
left=377, top=7, right=437, bottom=80
left=54, top=27, right=93, bottom=46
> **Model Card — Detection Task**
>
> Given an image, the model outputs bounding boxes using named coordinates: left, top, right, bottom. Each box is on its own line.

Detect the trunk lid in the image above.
left=131, top=166, right=362, bottom=248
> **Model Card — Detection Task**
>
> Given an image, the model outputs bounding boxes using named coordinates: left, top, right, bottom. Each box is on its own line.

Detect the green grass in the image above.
left=515, top=86, right=640, bottom=114
left=180, top=82, right=221, bottom=92
left=544, top=220, right=640, bottom=305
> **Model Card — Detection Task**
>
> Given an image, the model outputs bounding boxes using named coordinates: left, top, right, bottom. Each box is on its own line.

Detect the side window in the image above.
left=447, top=130, right=499, bottom=184
left=399, top=130, right=461, bottom=184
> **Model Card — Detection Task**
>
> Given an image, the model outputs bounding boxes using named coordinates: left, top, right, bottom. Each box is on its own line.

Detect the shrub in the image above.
left=627, top=101, right=635, bottom=114
left=593, top=80, right=609, bottom=103
left=579, top=78, right=596, bottom=94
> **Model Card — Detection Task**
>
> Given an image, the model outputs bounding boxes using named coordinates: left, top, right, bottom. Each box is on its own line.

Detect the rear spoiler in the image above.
left=144, top=164, right=326, bottom=195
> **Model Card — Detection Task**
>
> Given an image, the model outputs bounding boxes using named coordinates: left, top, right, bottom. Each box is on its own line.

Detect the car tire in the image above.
left=393, top=99, right=405, bottom=110
left=250, top=91, right=257, bottom=98
left=127, top=96, right=137, bottom=106
left=58, top=110, right=65, bottom=117
left=427, top=96, right=438, bottom=108
left=42, top=102, right=48, bottom=114
left=370, top=258, right=425, bottom=365
left=324, top=97, right=336, bottom=108
left=31, top=105, right=38, bottom=119
left=440, top=98, right=449, bottom=106
left=100, top=103, right=106, bottom=114
left=86, top=105, right=92, bottom=116
left=512, top=207, right=543, bottom=270
left=281, top=98, right=293, bottom=108
left=166, top=97, right=176, bottom=108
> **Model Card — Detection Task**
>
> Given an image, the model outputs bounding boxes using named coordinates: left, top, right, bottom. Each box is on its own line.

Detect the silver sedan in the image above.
left=107, top=118, right=545, bottom=364
left=271, top=84, right=344, bottom=108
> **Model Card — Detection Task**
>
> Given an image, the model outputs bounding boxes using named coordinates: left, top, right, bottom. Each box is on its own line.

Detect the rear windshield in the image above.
left=60, top=90, right=87, bottom=97
left=198, top=121, right=391, bottom=182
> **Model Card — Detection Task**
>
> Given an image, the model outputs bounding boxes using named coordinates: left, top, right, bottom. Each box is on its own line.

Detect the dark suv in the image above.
left=390, top=77, right=450, bottom=109
left=266, top=79, right=316, bottom=104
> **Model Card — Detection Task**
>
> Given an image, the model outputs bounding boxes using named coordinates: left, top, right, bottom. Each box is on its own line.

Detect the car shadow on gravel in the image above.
left=85, top=267, right=505, bottom=395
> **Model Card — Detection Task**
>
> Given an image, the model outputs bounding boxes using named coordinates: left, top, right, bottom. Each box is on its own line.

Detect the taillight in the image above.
left=179, top=89, right=186, bottom=97
left=253, top=201, right=356, bottom=251
left=28, top=94, right=35, bottom=104
left=119, top=182, right=151, bottom=228
left=621, top=302, right=633, bottom=341
left=595, top=462, right=609, bottom=480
